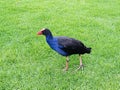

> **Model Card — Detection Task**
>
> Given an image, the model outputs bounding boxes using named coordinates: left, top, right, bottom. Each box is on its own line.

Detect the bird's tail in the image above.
left=86, top=47, right=92, bottom=54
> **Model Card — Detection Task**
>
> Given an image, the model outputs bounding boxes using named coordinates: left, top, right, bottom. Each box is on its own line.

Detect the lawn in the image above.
left=0, top=0, right=120, bottom=90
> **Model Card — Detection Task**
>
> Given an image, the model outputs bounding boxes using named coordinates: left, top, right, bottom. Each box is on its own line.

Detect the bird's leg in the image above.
left=64, top=56, right=69, bottom=71
left=77, top=55, right=84, bottom=70
left=80, top=55, right=83, bottom=67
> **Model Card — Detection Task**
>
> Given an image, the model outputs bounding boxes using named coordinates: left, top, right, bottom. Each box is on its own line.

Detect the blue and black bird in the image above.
left=37, top=28, right=91, bottom=71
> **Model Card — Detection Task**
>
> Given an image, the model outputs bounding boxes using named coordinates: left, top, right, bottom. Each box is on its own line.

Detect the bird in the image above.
left=37, top=28, right=91, bottom=71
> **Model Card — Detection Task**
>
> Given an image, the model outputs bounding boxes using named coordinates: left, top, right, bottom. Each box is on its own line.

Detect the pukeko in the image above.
left=37, top=28, right=91, bottom=71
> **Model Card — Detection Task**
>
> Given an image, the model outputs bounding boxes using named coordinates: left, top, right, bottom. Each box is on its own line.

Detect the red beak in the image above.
left=37, top=31, right=43, bottom=35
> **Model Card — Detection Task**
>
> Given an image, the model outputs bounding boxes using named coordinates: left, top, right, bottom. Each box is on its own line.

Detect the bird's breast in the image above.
left=46, top=39, right=57, bottom=50
left=46, top=39, right=68, bottom=56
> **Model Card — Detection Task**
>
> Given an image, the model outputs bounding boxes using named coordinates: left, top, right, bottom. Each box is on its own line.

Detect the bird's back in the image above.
left=58, top=36, right=90, bottom=55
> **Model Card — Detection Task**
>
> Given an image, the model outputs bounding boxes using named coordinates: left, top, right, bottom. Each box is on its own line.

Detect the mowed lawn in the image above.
left=0, top=0, right=120, bottom=90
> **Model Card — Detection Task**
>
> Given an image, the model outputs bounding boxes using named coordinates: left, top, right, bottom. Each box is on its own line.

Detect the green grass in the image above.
left=0, top=0, right=120, bottom=89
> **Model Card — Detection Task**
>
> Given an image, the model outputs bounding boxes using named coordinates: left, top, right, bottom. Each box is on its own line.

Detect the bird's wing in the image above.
left=57, top=36, right=85, bottom=54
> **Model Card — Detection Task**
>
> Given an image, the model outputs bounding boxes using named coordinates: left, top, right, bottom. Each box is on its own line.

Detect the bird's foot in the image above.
left=63, top=67, right=68, bottom=71
left=77, top=64, right=84, bottom=70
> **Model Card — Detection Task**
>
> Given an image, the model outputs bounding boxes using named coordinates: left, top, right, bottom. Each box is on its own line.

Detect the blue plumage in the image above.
left=46, top=36, right=68, bottom=56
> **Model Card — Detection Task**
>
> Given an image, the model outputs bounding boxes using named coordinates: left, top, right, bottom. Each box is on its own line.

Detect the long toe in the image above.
left=77, top=64, right=84, bottom=70
left=63, top=67, right=68, bottom=71
left=62, top=66, right=68, bottom=71
left=80, top=64, right=84, bottom=68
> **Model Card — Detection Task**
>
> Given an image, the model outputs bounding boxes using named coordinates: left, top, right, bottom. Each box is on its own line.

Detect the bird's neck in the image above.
left=45, top=33, right=53, bottom=41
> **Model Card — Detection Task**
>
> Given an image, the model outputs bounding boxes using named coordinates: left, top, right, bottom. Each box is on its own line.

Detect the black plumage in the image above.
left=58, top=36, right=91, bottom=55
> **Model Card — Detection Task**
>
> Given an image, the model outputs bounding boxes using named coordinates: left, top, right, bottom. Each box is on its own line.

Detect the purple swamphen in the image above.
left=37, top=28, right=91, bottom=71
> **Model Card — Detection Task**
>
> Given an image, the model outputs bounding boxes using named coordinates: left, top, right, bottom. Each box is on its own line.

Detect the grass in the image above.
left=0, top=0, right=120, bottom=89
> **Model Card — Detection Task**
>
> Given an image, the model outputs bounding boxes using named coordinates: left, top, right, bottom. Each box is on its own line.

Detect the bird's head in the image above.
left=37, top=28, right=51, bottom=36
